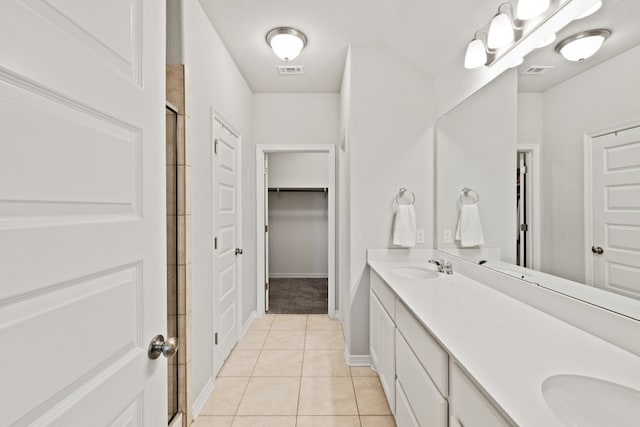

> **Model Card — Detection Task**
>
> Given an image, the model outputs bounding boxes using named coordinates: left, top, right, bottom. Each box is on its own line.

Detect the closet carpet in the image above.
left=268, top=278, right=328, bottom=314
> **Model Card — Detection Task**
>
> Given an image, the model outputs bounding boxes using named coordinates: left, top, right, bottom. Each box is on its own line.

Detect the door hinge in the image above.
left=265, top=282, right=269, bottom=291
left=265, top=224, right=268, bottom=233
left=214, top=332, right=218, bottom=345
left=520, top=223, right=528, bottom=232
left=214, top=237, right=218, bottom=250
left=214, top=138, right=218, bottom=155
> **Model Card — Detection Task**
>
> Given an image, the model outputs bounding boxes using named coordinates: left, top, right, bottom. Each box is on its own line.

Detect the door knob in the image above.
left=235, top=248, right=243, bottom=255
left=148, top=334, right=178, bottom=359
left=592, top=246, right=604, bottom=255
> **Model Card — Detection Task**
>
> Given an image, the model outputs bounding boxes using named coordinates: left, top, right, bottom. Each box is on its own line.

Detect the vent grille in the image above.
left=277, top=65, right=304, bottom=75
left=521, top=65, right=555, bottom=75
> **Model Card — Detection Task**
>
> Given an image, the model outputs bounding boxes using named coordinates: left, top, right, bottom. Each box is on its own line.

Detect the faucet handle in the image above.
left=444, top=262, right=453, bottom=275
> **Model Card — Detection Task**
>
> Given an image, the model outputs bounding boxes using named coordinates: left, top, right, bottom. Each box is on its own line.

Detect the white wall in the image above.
left=346, top=44, right=436, bottom=357
left=268, top=192, right=329, bottom=277
left=436, top=70, right=518, bottom=262
left=541, top=44, right=640, bottom=282
left=268, top=152, right=328, bottom=188
left=517, top=93, right=543, bottom=145
left=181, top=0, right=253, bottom=408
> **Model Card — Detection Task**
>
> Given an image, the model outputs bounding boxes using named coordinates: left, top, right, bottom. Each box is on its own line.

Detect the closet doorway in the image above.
left=516, top=145, right=542, bottom=271
left=256, top=145, right=336, bottom=317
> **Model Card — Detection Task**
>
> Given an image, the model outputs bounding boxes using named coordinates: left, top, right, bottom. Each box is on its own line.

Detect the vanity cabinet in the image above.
left=369, top=271, right=396, bottom=412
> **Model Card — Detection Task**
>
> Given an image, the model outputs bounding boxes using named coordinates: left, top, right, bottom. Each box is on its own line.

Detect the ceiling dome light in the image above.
left=538, top=33, right=556, bottom=48
left=266, top=27, right=307, bottom=61
left=464, top=31, right=490, bottom=69
left=555, top=29, right=610, bottom=62
left=517, top=0, right=550, bottom=20
left=575, top=0, right=603, bottom=20
left=488, top=5, right=516, bottom=49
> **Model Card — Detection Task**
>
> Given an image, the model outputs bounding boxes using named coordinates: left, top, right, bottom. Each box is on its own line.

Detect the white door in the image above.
left=264, top=154, right=270, bottom=312
left=591, top=125, right=640, bottom=300
left=0, top=1, right=166, bottom=426
left=213, top=117, right=240, bottom=375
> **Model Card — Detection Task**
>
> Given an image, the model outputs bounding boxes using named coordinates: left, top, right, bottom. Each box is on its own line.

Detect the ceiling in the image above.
left=198, top=0, right=507, bottom=93
left=518, top=0, right=640, bottom=92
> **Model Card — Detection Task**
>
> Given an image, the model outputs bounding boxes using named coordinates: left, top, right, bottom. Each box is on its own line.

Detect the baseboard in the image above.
left=191, top=377, right=214, bottom=420
left=345, top=352, right=371, bottom=367
left=269, top=273, right=329, bottom=279
left=241, top=310, right=257, bottom=336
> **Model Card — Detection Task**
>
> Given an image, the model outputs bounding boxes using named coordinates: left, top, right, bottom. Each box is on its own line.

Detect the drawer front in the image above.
left=395, top=380, right=420, bottom=427
left=396, top=331, right=448, bottom=427
left=450, top=362, right=512, bottom=427
left=396, top=300, right=448, bottom=396
left=370, top=270, right=395, bottom=318
left=370, top=291, right=396, bottom=412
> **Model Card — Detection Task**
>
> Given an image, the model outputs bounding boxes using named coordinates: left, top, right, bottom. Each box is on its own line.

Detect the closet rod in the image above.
left=268, top=187, right=328, bottom=192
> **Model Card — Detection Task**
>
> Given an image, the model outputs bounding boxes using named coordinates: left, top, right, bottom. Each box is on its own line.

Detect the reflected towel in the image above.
left=393, top=205, right=416, bottom=247
left=455, top=203, right=485, bottom=247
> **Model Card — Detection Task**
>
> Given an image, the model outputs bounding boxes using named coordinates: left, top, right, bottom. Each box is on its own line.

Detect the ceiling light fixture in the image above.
left=516, top=0, right=550, bottom=20
left=574, top=0, right=603, bottom=20
left=555, top=29, right=610, bottom=62
left=464, top=30, right=493, bottom=69
left=487, top=3, right=521, bottom=49
left=266, top=27, right=307, bottom=61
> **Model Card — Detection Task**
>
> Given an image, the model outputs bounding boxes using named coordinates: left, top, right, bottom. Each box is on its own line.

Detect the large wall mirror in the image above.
left=436, top=0, right=640, bottom=320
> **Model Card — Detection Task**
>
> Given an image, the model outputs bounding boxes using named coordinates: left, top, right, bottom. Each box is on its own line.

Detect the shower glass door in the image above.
left=166, top=106, right=179, bottom=423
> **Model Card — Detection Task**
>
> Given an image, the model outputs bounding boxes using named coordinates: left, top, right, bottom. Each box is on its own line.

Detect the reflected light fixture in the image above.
left=517, top=0, right=550, bottom=20
left=266, top=27, right=307, bottom=61
left=555, top=29, right=611, bottom=62
left=506, top=56, right=524, bottom=68
left=464, top=30, right=491, bottom=69
left=488, top=3, right=518, bottom=49
left=575, top=0, right=603, bottom=20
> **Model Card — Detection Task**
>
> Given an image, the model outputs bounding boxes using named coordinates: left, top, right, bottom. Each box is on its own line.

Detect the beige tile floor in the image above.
left=193, top=314, right=396, bottom=427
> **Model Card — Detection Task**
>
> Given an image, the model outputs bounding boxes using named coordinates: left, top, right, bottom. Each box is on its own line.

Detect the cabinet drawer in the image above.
left=450, top=362, right=512, bottom=427
left=396, top=331, right=448, bottom=427
left=396, top=300, right=448, bottom=396
left=370, top=270, right=395, bottom=318
left=395, top=380, right=420, bottom=427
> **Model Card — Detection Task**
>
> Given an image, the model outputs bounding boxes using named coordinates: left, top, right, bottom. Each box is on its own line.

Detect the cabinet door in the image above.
left=396, top=380, right=420, bottom=427
left=370, top=290, right=395, bottom=412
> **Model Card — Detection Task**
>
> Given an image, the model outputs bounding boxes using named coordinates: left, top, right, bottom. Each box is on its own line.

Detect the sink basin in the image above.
left=390, top=267, right=438, bottom=280
left=542, top=375, right=640, bottom=426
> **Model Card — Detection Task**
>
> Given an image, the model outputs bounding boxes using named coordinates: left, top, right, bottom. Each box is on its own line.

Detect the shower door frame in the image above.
left=255, top=144, right=337, bottom=318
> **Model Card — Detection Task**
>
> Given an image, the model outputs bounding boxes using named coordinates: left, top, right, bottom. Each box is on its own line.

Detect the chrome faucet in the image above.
left=428, top=259, right=453, bottom=274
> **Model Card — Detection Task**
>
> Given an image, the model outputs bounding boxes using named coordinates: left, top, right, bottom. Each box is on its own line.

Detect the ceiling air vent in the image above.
left=277, top=65, right=304, bottom=75
left=521, top=65, right=555, bottom=75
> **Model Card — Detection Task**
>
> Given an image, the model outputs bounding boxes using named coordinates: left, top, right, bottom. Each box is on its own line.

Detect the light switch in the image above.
left=416, top=229, right=425, bottom=243
left=443, top=229, right=453, bottom=243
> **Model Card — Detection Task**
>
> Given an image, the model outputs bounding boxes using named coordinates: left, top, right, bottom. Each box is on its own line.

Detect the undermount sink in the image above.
left=390, top=267, right=438, bottom=280
left=542, top=375, right=640, bottom=426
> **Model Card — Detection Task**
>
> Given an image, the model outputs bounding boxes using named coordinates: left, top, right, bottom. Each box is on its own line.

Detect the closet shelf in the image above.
left=268, top=187, right=328, bottom=192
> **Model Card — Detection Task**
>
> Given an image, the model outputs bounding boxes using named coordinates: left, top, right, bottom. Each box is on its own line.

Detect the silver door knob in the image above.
left=235, top=248, right=243, bottom=255
left=148, top=334, right=178, bottom=359
left=592, top=246, right=604, bottom=255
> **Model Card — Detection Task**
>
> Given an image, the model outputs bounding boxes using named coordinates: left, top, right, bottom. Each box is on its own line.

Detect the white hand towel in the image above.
left=455, top=203, right=485, bottom=247
left=393, top=205, right=416, bottom=247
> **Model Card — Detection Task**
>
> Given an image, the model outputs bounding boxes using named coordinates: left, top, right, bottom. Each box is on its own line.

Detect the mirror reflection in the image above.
left=436, top=0, right=640, bottom=319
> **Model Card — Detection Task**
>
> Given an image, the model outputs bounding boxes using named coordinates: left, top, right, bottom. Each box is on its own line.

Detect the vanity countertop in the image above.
left=367, top=251, right=640, bottom=427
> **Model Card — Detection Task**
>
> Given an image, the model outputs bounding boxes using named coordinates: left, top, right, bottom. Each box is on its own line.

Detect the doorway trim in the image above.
left=517, top=144, right=542, bottom=271
left=256, top=144, right=337, bottom=317
left=583, top=118, right=640, bottom=286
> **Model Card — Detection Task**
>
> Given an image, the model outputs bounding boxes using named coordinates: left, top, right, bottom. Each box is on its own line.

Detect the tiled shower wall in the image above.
left=167, top=64, right=192, bottom=427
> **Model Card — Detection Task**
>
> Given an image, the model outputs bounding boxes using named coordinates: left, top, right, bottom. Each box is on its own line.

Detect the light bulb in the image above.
left=517, top=0, right=550, bottom=20
left=488, top=12, right=515, bottom=49
left=270, top=34, right=304, bottom=61
left=465, top=38, right=488, bottom=69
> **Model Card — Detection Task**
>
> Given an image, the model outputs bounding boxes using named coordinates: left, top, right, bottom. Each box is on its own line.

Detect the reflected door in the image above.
left=591, top=125, right=640, bottom=300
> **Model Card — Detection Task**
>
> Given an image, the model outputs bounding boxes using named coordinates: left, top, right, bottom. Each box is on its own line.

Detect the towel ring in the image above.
left=460, top=187, right=480, bottom=204
left=395, top=188, right=415, bottom=206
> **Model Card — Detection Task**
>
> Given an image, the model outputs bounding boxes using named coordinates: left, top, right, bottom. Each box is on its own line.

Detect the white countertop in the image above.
left=367, top=251, right=640, bottom=427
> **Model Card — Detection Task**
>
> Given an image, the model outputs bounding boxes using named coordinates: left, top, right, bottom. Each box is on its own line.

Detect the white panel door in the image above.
left=264, top=154, right=270, bottom=312
left=213, top=117, right=240, bottom=375
left=592, top=126, right=640, bottom=300
left=0, top=1, right=166, bottom=426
